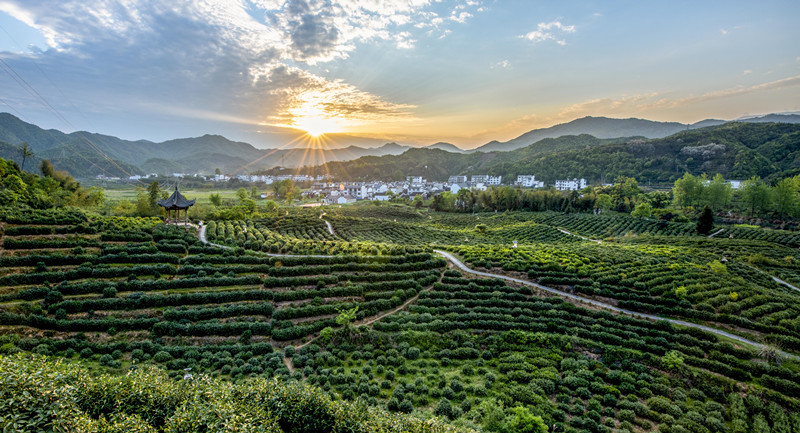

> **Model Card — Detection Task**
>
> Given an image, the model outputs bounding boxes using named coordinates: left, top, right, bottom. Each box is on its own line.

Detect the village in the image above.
left=97, top=172, right=592, bottom=205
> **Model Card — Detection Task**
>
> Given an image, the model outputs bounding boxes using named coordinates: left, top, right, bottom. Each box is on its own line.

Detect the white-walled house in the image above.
left=554, top=178, right=587, bottom=191
left=516, top=175, right=544, bottom=188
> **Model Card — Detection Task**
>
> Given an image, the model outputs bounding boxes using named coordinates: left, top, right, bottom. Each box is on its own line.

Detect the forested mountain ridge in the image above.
left=299, top=123, right=800, bottom=184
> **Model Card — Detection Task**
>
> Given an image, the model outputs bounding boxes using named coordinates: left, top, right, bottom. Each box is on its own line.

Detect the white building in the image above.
left=471, top=175, right=489, bottom=184
left=516, top=175, right=544, bottom=188
left=486, top=175, right=502, bottom=186
left=448, top=175, right=467, bottom=184
left=554, top=178, right=587, bottom=191
left=407, top=176, right=424, bottom=183
left=728, top=180, right=743, bottom=189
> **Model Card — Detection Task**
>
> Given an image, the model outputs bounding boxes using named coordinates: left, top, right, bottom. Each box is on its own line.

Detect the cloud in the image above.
left=492, top=60, right=510, bottom=69
left=520, top=20, right=576, bottom=45
left=0, top=0, right=482, bottom=139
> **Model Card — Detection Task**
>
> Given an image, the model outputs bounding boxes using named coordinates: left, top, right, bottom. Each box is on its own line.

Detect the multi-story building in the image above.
left=554, top=178, right=587, bottom=191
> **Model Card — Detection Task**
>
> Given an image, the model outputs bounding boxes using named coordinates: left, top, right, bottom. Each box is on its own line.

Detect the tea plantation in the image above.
left=1, top=205, right=799, bottom=433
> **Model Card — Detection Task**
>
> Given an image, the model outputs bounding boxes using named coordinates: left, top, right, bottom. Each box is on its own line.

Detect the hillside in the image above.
left=299, top=123, right=800, bottom=183
left=2, top=205, right=800, bottom=432
left=0, top=114, right=410, bottom=177
left=473, top=113, right=800, bottom=153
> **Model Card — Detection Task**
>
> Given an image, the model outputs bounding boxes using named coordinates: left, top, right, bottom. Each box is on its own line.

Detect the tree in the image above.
left=740, top=176, right=771, bottom=217
left=336, top=305, right=358, bottom=331
left=250, top=186, right=260, bottom=199
left=696, top=205, right=714, bottom=235
left=19, top=142, right=33, bottom=172
left=505, top=406, right=548, bottom=433
left=772, top=176, right=799, bottom=220
left=236, top=187, right=249, bottom=202
left=209, top=193, right=222, bottom=207
left=273, top=179, right=295, bottom=201
left=594, top=193, right=612, bottom=212
left=706, top=173, right=732, bottom=211
left=631, top=202, right=651, bottom=218
left=412, top=194, right=423, bottom=209
left=673, top=172, right=703, bottom=209
left=147, top=181, right=161, bottom=211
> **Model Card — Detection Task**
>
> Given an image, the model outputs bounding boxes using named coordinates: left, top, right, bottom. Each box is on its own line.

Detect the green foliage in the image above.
left=631, top=202, right=652, bottom=218
left=696, top=206, right=714, bottom=235
left=0, top=354, right=469, bottom=433
left=661, top=350, right=685, bottom=373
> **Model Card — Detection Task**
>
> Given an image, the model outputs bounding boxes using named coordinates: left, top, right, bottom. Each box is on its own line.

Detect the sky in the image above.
left=0, top=0, right=798, bottom=150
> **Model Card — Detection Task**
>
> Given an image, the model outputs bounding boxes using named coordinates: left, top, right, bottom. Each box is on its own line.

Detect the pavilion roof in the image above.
left=157, top=186, right=196, bottom=209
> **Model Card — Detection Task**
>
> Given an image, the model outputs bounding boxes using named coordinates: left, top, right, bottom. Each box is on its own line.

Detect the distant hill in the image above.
left=296, top=123, right=800, bottom=184
left=3, top=112, right=800, bottom=179
left=0, top=113, right=412, bottom=177
left=425, top=142, right=465, bottom=153
left=471, top=114, right=800, bottom=153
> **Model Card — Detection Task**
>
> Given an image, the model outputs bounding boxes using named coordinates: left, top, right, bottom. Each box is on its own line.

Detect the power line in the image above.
left=0, top=55, right=141, bottom=183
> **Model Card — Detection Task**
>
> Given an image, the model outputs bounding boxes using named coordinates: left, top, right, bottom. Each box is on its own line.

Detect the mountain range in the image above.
left=1, top=112, right=799, bottom=178
left=298, top=122, right=800, bottom=184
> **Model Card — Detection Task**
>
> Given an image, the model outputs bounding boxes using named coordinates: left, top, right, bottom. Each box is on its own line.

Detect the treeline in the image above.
left=0, top=157, right=104, bottom=208
left=673, top=172, right=800, bottom=219
left=432, top=176, right=649, bottom=213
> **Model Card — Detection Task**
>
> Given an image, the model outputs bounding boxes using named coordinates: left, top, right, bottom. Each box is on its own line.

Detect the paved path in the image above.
left=708, top=228, right=725, bottom=238
left=772, top=276, right=800, bottom=293
left=323, top=220, right=335, bottom=236
left=557, top=228, right=602, bottom=244
left=434, top=249, right=795, bottom=359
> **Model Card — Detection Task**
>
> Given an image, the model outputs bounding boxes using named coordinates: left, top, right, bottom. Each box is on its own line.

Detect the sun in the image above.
left=295, top=116, right=341, bottom=137
left=291, top=103, right=345, bottom=137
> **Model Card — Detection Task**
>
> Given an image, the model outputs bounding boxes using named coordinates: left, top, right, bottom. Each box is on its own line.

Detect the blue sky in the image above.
left=0, top=0, right=798, bottom=149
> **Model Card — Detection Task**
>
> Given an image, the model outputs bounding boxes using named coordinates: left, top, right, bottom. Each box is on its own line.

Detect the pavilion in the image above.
left=157, top=185, right=196, bottom=226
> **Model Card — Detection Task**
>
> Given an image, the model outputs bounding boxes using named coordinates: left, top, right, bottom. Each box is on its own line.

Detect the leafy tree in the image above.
left=273, top=179, right=295, bottom=201
left=19, top=142, right=33, bottom=172
left=209, top=193, right=222, bottom=207
left=696, top=206, right=714, bottom=235
left=772, top=176, right=799, bottom=220
left=336, top=305, right=359, bottom=331
left=631, top=203, right=651, bottom=218
left=505, top=406, right=548, bottom=433
left=706, top=173, right=732, bottom=210
left=673, top=172, right=704, bottom=209
left=236, top=187, right=249, bottom=202
left=412, top=195, right=423, bottom=209
left=595, top=193, right=612, bottom=212
left=147, top=181, right=161, bottom=212
left=740, top=176, right=771, bottom=217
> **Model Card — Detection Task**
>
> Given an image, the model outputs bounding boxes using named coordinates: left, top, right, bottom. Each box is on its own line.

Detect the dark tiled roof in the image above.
left=157, top=186, right=196, bottom=209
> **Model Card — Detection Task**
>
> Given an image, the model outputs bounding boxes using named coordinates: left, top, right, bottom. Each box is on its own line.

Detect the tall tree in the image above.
left=19, top=143, right=33, bottom=172
left=147, top=181, right=161, bottom=211
left=696, top=206, right=714, bottom=235
left=673, top=172, right=703, bottom=209
left=740, top=176, right=771, bottom=217
left=772, top=176, right=799, bottom=220
left=706, top=173, right=732, bottom=211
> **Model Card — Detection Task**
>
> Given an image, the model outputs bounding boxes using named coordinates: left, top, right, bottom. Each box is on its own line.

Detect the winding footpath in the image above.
left=557, top=228, right=602, bottom=244
left=323, top=220, right=335, bottom=236
left=193, top=225, right=794, bottom=359
left=434, top=249, right=796, bottom=359
left=772, top=276, right=800, bottom=293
